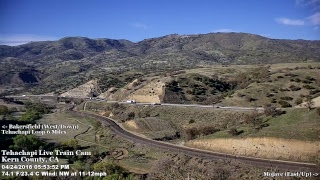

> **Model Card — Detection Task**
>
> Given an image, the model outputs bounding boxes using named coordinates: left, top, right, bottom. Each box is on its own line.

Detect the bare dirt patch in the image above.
left=125, top=120, right=139, bottom=130
left=127, top=78, right=166, bottom=103
left=61, top=79, right=98, bottom=97
left=186, top=137, right=320, bottom=162
left=297, top=96, right=320, bottom=107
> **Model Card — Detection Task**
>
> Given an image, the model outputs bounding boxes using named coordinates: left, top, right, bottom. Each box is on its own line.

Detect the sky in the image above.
left=0, top=0, right=319, bottom=46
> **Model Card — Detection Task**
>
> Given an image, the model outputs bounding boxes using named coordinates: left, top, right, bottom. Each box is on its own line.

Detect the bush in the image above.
left=305, top=76, right=315, bottom=81
left=0, top=105, right=9, bottom=115
left=10, top=135, right=46, bottom=151
left=228, top=128, right=244, bottom=136
left=200, top=126, right=220, bottom=136
left=61, top=139, right=79, bottom=150
left=20, top=110, right=42, bottom=122
left=295, top=98, right=303, bottom=105
left=270, top=99, right=277, bottom=103
left=111, top=103, right=120, bottom=109
left=294, top=78, right=301, bottom=82
left=278, top=100, right=292, bottom=108
left=303, top=85, right=315, bottom=89
left=24, top=102, right=52, bottom=114
left=280, top=96, right=293, bottom=101
left=127, top=112, right=135, bottom=120
left=316, top=108, right=320, bottom=116
left=189, top=119, right=195, bottom=124
left=264, top=104, right=282, bottom=117
left=245, top=96, right=257, bottom=102
left=185, top=127, right=199, bottom=140
left=309, top=89, right=320, bottom=95
left=266, top=93, right=274, bottom=97
left=289, top=85, right=301, bottom=91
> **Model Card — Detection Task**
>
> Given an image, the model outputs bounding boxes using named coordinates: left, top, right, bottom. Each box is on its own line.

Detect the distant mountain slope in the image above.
left=0, top=32, right=319, bottom=94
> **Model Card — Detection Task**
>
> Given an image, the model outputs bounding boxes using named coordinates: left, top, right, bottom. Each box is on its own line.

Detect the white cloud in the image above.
left=296, top=0, right=320, bottom=6
left=296, top=0, right=320, bottom=10
left=307, top=12, right=320, bottom=25
left=131, top=22, right=148, bottom=30
left=259, top=33, right=271, bottom=37
left=275, top=18, right=305, bottom=25
left=213, top=28, right=235, bottom=33
left=0, top=34, right=57, bottom=46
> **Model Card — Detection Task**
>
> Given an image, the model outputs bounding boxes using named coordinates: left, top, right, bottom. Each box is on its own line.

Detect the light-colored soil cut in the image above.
left=61, top=79, right=98, bottom=98
left=125, top=120, right=139, bottom=130
left=186, top=137, right=320, bottom=161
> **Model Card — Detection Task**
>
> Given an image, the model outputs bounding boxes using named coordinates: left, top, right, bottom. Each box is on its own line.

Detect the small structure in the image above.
left=126, top=100, right=136, bottom=103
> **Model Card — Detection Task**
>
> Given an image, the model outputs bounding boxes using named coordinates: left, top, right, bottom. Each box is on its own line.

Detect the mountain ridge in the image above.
left=0, top=32, right=319, bottom=94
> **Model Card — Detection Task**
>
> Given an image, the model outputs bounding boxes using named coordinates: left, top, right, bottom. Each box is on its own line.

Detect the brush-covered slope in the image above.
left=1, top=32, right=319, bottom=95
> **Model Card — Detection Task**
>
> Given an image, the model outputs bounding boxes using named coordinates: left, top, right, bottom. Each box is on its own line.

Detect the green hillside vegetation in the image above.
left=163, top=73, right=234, bottom=104
left=20, top=102, right=53, bottom=122
left=85, top=102, right=251, bottom=140
left=1, top=33, right=320, bottom=95
left=198, top=108, right=320, bottom=141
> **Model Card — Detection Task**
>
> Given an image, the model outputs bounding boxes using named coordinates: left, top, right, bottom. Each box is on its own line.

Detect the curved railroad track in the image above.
left=69, top=110, right=318, bottom=172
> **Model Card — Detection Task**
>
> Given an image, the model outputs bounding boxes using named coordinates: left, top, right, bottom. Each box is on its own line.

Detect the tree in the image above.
left=304, top=96, right=315, bottom=111
left=10, top=135, right=45, bottom=151
left=278, top=100, right=292, bottom=108
left=127, top=112, right=135, bottom=120
left=316, top=107, right=320, bottom=116
left=264, top=104, right=282, bottom=117
left=61, top=139, right=79, bottom=150
left=185, top=127, right=199, bottom=140
left=0, top=105, right=9, bottom=115
left=20, top=110, right=41, bottom=122
left=228, top=128, right=243, bottom=136
left=93, top=161, right=124, bottom=175
left=295, top=98, right=303, bottom=105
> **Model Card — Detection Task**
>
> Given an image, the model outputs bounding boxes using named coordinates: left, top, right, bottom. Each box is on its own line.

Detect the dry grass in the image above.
left=186, top=137, right=320, bottom=162
left=221, top=63, right=320, bottom=107
left=36, top=112, right=91, bottom=143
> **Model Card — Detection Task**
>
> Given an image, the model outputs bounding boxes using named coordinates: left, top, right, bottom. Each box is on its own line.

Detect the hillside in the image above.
left=1, top=32, right=320, bottom=95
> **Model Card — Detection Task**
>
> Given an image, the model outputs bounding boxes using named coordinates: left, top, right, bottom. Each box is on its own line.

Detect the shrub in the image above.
left=127, top=112, right=135, bottom=120
left=185, top=127, right=199, bottom=140
left=20, top=110, right=41, bottom=122
left=228, top=128, right=244, bottom=136
left=278, top=100, right=292, bottom=108
left=303, top=85, right=315, bottom=89
left=304, top=96, right=314, bottom=111
left=305, top=76, right=315, bottom=81
left=294, top=78, right=301, bottom=82
left=316, top=108, right=320, bottom=116
left=245, top=96, right=257, bottom=102
left=10, top=135, right=46, bottom=151
left=264, top=104, right=282, bottom=117
left=289, top=85, right=301, bottom=91
left=280, top=96, right=293, bottom=101
left=285, top=73, right=297, bottom=77
left=279, top=88, right=289, bottom=92
left=111, top=103, right=120, bottom=109
left=200, top=126, right=220, bottom=136
left=189, top=119, right=195, bottom=124
left=0, top=105, right=9, bottom=115
left=302, top=80, right=312, bottom=84
left=266, top=93, right=274, bottom=97
left=309, top=89, right=320, bottom=95
left=295, top=98, right=303, bottom=105
left=61, top=139, right=79, bottom=150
